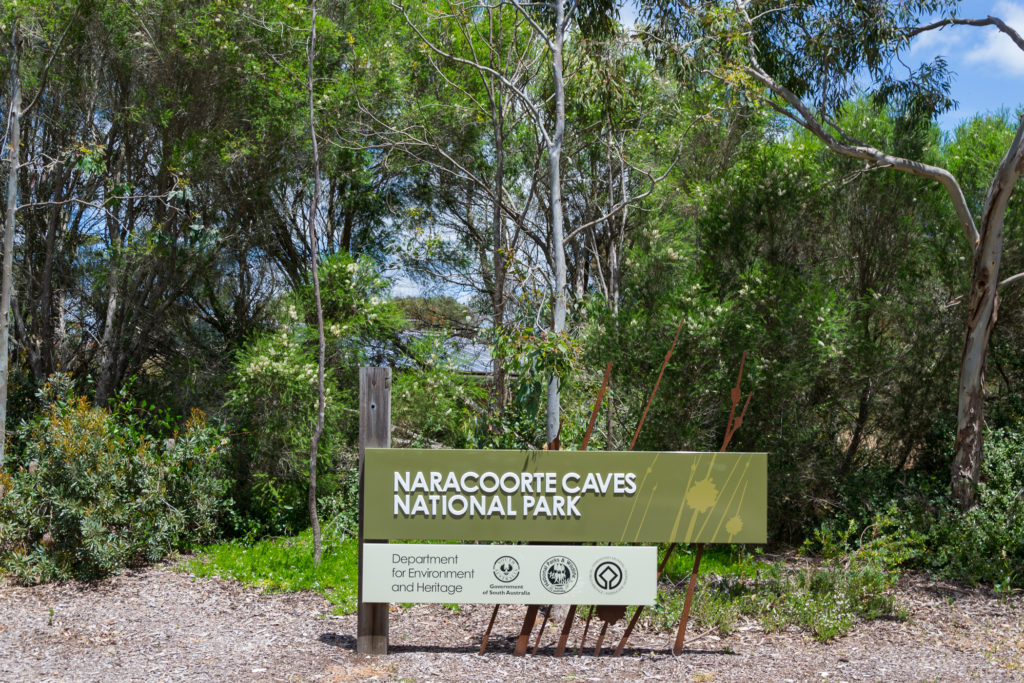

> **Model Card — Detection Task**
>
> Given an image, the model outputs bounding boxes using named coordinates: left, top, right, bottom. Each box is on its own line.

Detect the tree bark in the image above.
left=0, top=23, right=21, bottom=466
left=951, top=116, right=1024, bottom=510
left=545, top=0, right=567, bottom=444
left=307, top=0, right=325, bottom=565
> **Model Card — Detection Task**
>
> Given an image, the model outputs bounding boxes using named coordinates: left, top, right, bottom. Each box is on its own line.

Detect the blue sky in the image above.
left=913, top=1, right=1024, bottom=129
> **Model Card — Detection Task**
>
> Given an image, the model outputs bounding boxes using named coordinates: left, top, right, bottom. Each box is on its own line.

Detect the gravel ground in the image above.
left=0, top=563, right=1020, bottom=682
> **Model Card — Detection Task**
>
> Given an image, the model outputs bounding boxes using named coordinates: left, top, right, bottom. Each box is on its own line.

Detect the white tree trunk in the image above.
left=307, top=0, right=325, bottom=565
left=951, top=116, right=1024, bottom=510
left=0, top=24, right=20, bottom=466
left=545, top=0, right=567, bottom=445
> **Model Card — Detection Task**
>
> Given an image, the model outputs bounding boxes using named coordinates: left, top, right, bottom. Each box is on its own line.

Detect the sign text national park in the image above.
left=363, top=448, right=767, bottom=544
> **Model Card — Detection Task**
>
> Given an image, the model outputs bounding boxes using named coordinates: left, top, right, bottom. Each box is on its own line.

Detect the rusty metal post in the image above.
left=672, top=544, right=704, bottom=655
left=578, top=605, right=595, bottom=655
left=532, top=607, right=552, bottom=654
left=554, top=604, right=577, bottom=656
left=357, top=367, right=391, bottom=654
left=513, top=605, right=540, bottom=656
left=613, top=542, right=677, bottom=656
left=479, top=605, right=500, bottom=655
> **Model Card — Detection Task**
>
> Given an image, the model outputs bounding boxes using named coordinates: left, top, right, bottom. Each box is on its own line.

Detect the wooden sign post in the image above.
left=357, top=367, right=391, bottom=654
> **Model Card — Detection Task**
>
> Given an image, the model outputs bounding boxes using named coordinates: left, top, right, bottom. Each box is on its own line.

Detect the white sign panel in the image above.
left=363, top=544, right=656, bottom=605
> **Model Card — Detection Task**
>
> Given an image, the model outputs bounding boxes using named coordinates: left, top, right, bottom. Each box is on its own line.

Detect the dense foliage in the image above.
left=0, top=376, right=229, bottom=583
left=0, top=0, right=1022, bottom=591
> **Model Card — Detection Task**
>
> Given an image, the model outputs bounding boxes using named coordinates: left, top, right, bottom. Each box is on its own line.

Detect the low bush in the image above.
left=652, top=550, right=904, bottom=642
left=813, top=426, right=1024, bottom=591
left=0, top=375, right=231, bottom=583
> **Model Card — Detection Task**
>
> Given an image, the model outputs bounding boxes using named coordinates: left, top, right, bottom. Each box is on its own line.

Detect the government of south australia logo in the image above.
left=591, top=559, right=626, bottom=594
left=493, top=556, right=520, bottom=583
left=539, top=556, right=578, bottom=594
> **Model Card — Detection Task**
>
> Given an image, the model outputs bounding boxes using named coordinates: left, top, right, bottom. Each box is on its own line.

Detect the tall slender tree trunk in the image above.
left=95, top=127, right=127, bottom=405
left=951, top=116, right=1024, bottom=510
left=306, top=0, right=325, bottom=565
left=0, top=24, right=20, bottom=466
left=545, top=0, right=567, bottom=445
left=491, top=118, right=508, bottom=416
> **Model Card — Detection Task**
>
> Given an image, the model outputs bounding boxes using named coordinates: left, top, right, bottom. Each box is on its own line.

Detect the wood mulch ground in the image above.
left=0, top=560, right=1021, bottom=682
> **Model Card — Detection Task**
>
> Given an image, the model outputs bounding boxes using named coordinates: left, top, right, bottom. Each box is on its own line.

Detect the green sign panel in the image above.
left=363, top=449, right=766, bottom=543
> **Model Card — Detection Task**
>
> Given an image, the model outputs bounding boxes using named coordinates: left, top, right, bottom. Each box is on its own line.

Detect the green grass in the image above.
left=660, top=544, right=760, bottom=582
left=182, top=529, right=360, bottom=614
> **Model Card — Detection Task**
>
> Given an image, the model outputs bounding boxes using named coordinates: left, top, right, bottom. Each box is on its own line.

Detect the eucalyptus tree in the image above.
left=364, top=1, right=544, bottom=417
left=644, top=0, right=1024, bottom=509
left=392, top=0, right=629, bottom=444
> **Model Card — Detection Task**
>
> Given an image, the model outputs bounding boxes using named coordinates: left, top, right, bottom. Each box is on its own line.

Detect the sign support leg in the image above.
left=532, top=606, right=552, bottom=654
left=357, top=367, right=391, bottom=655
left=479, top=605, right=500, bottom=655
left=514, top=605, right=540, bottom=656
left=671, top=543, right=704, bottom=655
left=554, top=604, right=577, bottom=657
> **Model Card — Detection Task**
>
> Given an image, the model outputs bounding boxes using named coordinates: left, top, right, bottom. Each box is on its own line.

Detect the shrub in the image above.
left=811, top=425, right=1024, bottom=590
left=0, top=375, right=231, bottom=583
left=920, top=427, right=1024, bottom=589
left=392, top=333, right=487, bottom=448
left=225, top=252, right=402, bottom=538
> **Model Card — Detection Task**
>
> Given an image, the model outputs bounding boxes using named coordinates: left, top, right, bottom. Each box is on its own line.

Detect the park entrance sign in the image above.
left=355, top=365, right=765, bottom=657
left=364, top=448, right=767, bottom=544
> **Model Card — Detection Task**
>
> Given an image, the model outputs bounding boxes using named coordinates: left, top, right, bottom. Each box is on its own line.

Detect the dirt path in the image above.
left=0, top=565, right=1020, bottom=681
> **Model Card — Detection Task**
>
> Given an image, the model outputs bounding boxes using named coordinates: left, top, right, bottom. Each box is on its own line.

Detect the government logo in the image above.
left=492, top=555, right=520, bottom=583
left=539, top=556, right=578, bottom=594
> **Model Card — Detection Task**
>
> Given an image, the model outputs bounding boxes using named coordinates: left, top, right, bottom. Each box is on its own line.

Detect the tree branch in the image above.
left=907, top=16, right=1024, bottom=54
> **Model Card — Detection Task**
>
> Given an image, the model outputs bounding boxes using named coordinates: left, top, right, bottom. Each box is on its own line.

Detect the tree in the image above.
left=305, top=0, right=326, bottom=566
left=393, top=0, right=627, bottom=444
left=647, top=0, right=1024, bottom=509
left=1, top=1, right=80, bottom=464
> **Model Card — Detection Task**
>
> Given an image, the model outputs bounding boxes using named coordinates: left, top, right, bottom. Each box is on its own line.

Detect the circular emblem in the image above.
left=493, top=556, right=520, bottom=583
left=539, top=556, right=578, bottom=594
left=591, top=559, right=626, bottom=593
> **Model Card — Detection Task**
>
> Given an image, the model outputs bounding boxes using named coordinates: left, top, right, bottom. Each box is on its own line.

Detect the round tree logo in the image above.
left=539, top=556, right=578, bottom=594
left=493, top=556, right=520, bottom=583
left=591, top=559, right=626, bottom=594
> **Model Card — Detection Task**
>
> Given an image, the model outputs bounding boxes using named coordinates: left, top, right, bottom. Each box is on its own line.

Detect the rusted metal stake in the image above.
left=514, top=605, right=540, bottom=656
left=532, top=606, right=552, bottom=655
left=628, top=318, right=685, bottom=451
left=479, top=604, right=500, bottom=655
left=581, top=361, right=612, bottom=451
left=593, top=621, right=609, bottom=656
left=613, top=542, right=677, bottom=656
left=593, top=605, right=626, bottom=657
left=554, top=604, right=577, bottom=656
left=578, top=605, right=595, bottom=655
left=672, top=543, right=704, bottom=655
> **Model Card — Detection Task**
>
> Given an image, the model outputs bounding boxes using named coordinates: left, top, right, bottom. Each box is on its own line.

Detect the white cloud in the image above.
left=963, top=1, right=1024, bottom=75
left=907, top=21, right=967, bottom=58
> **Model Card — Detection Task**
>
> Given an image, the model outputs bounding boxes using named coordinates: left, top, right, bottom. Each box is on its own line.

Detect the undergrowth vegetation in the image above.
left=652, top=545, right=905, bottom=642
left=810, top=425, right=1024, bottom=591
left=0, top=375, right=230, bottom=583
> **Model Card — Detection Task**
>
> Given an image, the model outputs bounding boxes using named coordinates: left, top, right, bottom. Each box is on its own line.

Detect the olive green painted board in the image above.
left=363, top=449, right=766, bottom=543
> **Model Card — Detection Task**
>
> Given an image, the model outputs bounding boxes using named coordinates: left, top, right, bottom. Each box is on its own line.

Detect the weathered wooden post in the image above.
left=357, top=366, right=391, bottom=654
